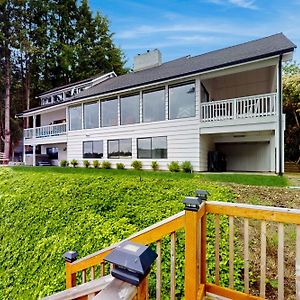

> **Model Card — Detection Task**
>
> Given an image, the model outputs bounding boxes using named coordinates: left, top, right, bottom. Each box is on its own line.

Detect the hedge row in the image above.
left=61, top=159, right=194, bottom=172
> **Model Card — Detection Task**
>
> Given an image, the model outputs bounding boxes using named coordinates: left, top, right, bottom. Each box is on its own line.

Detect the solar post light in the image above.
left=63, top=251, right=78, bottom=263
left=104, top=241, right=157, bottom=286
left=195, top=189, right=209, bottom=201
left=182, top=196, right=202, bottom=211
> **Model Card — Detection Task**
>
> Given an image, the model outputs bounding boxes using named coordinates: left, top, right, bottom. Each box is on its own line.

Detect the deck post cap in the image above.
left=183, top=196, right=202, bottom=211
left=63, top=251, right=78, bottom=263
left=195, top=189, right=209, bottom=201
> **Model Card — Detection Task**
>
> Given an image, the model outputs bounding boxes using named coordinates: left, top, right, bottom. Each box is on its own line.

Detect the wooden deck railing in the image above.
left=44, top=199, right=300, bottom=300
left=65, top=210, right=185, bottom=299
left=206, top=201, right=300, bottom=300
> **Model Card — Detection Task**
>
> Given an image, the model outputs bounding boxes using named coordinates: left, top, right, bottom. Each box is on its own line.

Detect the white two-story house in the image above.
left=18, top=33, right=296, bottom=173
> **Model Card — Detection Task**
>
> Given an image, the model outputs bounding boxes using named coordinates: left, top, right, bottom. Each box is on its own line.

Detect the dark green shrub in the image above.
left=83, top=160, right=90, bottom=168
left=92, top=160, right=100, bottom=169
left=70, top=159, right=78, bottom=168
left=181, top=161, right=193, bottom=173
left=116, top=162, right=125, bottom=170
left=60, top=160, right=68, bottom=167
left=151, top=161, right=159, bottom=171
left=102, top=160, right=111, bottom=169
left=168, top=161, right=180, bottom=172
left=131, top=160, right=142, bottom=170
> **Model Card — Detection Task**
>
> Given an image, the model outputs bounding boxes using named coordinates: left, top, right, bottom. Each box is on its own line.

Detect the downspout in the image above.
left=278, top=54, right=283, bottom=176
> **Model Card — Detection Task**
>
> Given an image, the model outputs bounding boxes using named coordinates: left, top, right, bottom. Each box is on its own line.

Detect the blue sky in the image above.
left=90, top=0, right=299, bottom=68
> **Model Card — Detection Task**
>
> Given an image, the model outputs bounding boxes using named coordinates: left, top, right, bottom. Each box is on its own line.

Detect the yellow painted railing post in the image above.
left=64, top=251, right=78, bottom=288
left=183, top=196, right=205, bottom=300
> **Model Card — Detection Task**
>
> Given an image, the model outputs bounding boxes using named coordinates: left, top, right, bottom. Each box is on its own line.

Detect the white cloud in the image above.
left=115, top=21, right=260, bottom=40
left=207, top=0, right=257, bottom=9
left=229, top=0, right=257, bottom=9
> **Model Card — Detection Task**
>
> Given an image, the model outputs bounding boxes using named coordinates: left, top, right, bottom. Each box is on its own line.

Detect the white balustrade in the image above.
left=24, top=128, right=34, bottom=139
left=200, top=93, right=277, bottom=122
left=24, top=123, right=67, bottom=139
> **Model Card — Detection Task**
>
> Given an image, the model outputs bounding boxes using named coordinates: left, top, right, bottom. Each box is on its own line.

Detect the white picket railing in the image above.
left=24, top=123, right=67, bottom=139
left=24, top=128, right=34, bottom=139
left=200, top=93, right=277, bottom=122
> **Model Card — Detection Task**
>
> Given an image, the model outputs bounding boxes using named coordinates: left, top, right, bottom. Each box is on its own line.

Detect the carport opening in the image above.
left=214, top=141, right=271, bottom=172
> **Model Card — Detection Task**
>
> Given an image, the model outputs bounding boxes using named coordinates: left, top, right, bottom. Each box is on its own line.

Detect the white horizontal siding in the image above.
left=67, top=117, right=200, bottom=171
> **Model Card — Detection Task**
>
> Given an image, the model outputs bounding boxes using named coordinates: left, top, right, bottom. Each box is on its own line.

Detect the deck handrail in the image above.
left=42, top=275, right=114, bottom=300
left=206, top=201, right=300, bottom=224
left=24, top=123, right=67, bottom=139
left=69, top=210, right=185, bottom=276
left=200, top=92, right=277, bottom=122
left=58, top=200, right=300, bottom=300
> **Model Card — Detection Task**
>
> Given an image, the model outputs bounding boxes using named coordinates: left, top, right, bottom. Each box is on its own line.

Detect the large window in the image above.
left=108, top=139, right=132, bottom=158
left=120, top=94, right=140, bottom=125
left=83, top=141, right=103, bottom=158
left=84, top=102, right=99, bottom=129
left=169, top=81, right=196, bottom=119
left=101, top=98, right=118, bottom=127
left=142, top=89, right=165, bottom=122
left=69, top=105, right=82, bottom=131
left=137, top=136, right=167, bottom=159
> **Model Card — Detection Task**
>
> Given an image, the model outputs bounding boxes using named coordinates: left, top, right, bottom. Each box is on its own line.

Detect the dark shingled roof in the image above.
left=74, top=33, right=296, bottom=101
left=19, top=33, right=296, bottom=116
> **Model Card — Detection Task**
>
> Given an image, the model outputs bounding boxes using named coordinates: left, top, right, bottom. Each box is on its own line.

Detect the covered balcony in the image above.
left=24, top=123, right=67, bottom=139
left=200, top=92, right=276, bottom=122
left=200, top=65, right=278, bottom=126
left=23, top=108, right=67, bottom=142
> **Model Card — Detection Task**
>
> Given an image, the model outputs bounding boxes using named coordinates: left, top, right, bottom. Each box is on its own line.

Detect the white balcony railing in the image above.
left=24, top=123, right=67, bottom=139
left=200, top=93, right=277, bottom=122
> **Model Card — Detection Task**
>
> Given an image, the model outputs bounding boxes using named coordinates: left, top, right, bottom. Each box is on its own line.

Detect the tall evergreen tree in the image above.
left=0, top=0, right=127, bottom=160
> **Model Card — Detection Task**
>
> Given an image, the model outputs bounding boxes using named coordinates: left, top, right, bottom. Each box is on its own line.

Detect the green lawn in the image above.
left=198, top=172, right=288, bottom=187
left=0, top=167, right=287, bottom=299
left=12, top=166, right=288, bottom=187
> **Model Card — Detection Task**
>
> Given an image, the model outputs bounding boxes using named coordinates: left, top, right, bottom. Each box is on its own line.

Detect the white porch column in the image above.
left=276, top=55, right=284, bottom=174
left=33, top=115, right=36, bottom=138
left=32, top=144, right=36, bottom=166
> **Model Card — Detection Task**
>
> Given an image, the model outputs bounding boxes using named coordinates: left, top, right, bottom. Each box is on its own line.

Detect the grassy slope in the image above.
left=0, top=167, right=287, bottom=299
left=0, top=167, right=234, bottom=299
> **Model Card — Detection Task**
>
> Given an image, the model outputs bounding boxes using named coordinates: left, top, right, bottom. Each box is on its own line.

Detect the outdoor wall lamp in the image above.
left=104, top=241, right=157, bottom=286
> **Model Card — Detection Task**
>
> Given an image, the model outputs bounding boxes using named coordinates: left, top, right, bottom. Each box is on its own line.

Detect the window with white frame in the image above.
left=137, top=136, right=167, bottom=159
left=69, top=105, right=82, bottom=131
left=142, top=89, right=165, bottom=122
left=169, top=81, right=196, bottom=119
left=101, top=98, right=118, bottom=127
left=84, top=101, right=99, bottom=129
left=120, top=94, right=140, bottom=125
left=83, top=141, right=103, bottom=158
left=108, top=139, right=132, bottom=158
